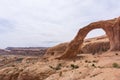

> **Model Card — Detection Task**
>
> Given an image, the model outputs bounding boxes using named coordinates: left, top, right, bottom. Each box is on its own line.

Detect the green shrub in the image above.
left=85, top=60, right=88, bottom=63
left=91, top=64, right=96, bottom=68
left=112, top=63, right=120, bottom=68
left=115, top=53, right=118, bottom=55
left=92, top=60, right=98, bottom=63
left=70, top=64, right=79, bottom=69
left=49, top=63, right=62, bottom=70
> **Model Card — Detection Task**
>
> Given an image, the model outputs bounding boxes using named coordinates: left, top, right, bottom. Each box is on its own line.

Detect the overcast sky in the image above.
left=0, top=0, right=120, bottom=48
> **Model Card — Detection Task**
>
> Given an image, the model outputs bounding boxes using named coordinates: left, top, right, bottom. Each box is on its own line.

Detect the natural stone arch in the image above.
left=59, top=17, right=120, bottom=59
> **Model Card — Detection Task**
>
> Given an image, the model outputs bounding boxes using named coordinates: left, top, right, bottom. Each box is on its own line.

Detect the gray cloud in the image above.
left=0, top=0, right=120, bottom=48
left=0, top=18, right=15, bottom=33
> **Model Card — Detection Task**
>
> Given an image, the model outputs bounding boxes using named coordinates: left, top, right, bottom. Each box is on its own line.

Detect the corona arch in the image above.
left=59, top=17, right=120, bottom=59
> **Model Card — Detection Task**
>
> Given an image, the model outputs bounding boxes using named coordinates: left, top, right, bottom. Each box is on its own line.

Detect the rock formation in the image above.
left=45, top=42, right=69, bottom=57
left=45, top=36, right=110, bottom=58
left=59, top=17, right=120, bottom=59
left=5, top=47, right=48, bottom=56
left=0, top=49, right=9, bottom=55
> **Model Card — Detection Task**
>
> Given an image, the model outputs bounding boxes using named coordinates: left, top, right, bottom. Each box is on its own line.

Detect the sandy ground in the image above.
left=0, top=51, right=120, bottom=80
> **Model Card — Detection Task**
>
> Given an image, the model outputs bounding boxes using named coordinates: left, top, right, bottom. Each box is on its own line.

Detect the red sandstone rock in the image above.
left=59, top=17, right=120, bottom=59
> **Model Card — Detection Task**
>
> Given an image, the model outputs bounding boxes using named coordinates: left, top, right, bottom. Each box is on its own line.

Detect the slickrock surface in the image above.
left=0, top=17, right=120, bottom=80
left=0, top=51, right=120, bottom=80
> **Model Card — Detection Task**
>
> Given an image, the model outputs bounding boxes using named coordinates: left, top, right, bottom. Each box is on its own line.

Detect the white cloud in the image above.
left=0, top=0, right=120, bottom=48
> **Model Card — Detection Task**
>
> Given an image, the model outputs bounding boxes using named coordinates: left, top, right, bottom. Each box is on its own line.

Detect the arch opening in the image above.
left=85, top=29, right=106, bottom=39
left=82, top=29, right=110, bottom=54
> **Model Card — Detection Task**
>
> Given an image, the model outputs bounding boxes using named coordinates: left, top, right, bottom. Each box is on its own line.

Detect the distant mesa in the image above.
left=0, top=49, right=9, bottom=55
left=0, top=47, right=49, bottom=56
left=6, top=47, right=49, bottom=50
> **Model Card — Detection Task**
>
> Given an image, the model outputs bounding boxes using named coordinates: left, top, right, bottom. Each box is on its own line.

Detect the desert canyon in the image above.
left=0, top=17, right=120, bottom=80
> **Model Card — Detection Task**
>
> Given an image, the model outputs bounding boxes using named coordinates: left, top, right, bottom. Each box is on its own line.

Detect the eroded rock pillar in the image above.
left=109, top=18, right=120, bottom=51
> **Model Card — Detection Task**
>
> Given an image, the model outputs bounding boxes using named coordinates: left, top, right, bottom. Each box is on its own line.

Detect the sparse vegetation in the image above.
left=85, top=60, right=88, bottom=63
left=91, top=64, right=96, bottom=68
left=16, top=58, right=24, bottom=62
left=115, top=53, right=118, bottom=55
left=70, top=64, right=79, bottom=69
left=49, top=63, right=62, bottom=70
left=112, top=63, right=120, bottom=68
left=92, top=60, right=98, bottom=63
left=85, top=60, right=91, bottom=63
left=79, top=72, right=82, bottom=74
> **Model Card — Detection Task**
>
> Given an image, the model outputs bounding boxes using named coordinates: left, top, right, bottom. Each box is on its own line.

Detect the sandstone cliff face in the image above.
left=45, top=42, right=69, bottom=57
left=59, top=17, right=120, bottom=59
left=45, top=36, right=110, bottom=58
